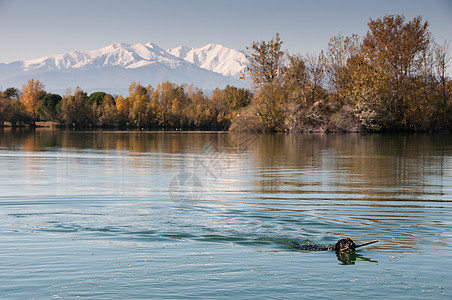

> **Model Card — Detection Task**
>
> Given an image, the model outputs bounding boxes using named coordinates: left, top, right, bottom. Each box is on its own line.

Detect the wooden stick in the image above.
left=339, top=240, right=378, bottom=252
left=356, top=240, right=378, bottom=248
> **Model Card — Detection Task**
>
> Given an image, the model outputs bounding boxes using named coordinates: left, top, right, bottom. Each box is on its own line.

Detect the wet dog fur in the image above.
left=330, top=238, right=356, bottom=252
left=295, top=238, right=357, bottom=252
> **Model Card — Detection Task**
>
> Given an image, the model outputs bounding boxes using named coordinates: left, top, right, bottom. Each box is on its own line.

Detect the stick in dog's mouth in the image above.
left=340, top=239, right=378, bottom=252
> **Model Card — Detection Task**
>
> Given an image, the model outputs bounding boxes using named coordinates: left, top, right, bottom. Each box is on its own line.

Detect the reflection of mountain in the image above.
left=0, top=43, right=249, bottom=94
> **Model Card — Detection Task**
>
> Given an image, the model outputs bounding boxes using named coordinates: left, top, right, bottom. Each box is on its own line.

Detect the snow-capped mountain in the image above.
left=0, top=42, right=249, bottom=95
left=22, top=43, right=183, bottom=72
left=168, top=44, right=248, bottom=77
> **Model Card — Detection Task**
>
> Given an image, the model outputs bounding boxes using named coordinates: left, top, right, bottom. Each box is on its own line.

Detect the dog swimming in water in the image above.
left=331, top=237, right=356, bottom=251
left=295, top=238, right=376, bottom=252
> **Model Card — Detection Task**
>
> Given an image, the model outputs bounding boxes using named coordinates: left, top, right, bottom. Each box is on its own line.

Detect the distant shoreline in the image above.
left=1, top=123, right=449, bottom=135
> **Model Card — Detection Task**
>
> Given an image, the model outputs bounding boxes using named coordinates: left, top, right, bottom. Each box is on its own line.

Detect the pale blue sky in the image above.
left=0, top=0, right=451, bottom=63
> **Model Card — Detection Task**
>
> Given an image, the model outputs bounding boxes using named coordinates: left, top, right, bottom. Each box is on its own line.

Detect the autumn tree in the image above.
left=326, top=33, right=360, bottom=102
left=246, top=33, right=285, bottom=89
left=58, top=88, right=95, bottom=128
left=360, top=15, right=431, bottom=129
left=170, top=85, right=189, bottom=129
left=285, top=55, right=307, bottom=103
left=152, top=82, right=175, bottom=128
left=21, top=79, right=45, bottom=124
left=8, top=99, right=28, bottom=128
left=282, top=54, right=309, bottom=131
left=0, top=88, right=23, bottom=127
left=210, top=88, right=230, bottom=129
left=0, top=92, right=9, bottom=127
left=152, top=82, right=189, bottom=129
left=115, top=95, right=131, bottom=127
left=129, top=94, right=149, bottom=128
left=435, top=41, right=451, bottom=129
left=126, top=82, right=153, bottom=128
left=305, top=52, right=327, bottom=106
left=186, top=85, right=210, bottom=129
left=223, top=85, right=252, bottom=112
left=244, top=33, right=286, bottom=131
left=96, top=94, right=118, bottom=127
left=344, top=54, right=386, bottom=131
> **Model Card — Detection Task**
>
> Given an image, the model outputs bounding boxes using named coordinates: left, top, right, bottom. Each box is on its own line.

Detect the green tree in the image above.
left=89, top=92, right=107, bottom=105
left=38, top=93, right=62, bottom=121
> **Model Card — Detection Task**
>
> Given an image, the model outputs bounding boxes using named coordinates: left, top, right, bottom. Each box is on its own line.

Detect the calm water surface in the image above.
left=0, top=130, right=451, bottom=299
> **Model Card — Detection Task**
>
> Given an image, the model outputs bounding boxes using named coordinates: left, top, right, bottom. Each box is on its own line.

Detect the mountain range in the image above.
left=0, top=42, right=249, bottom=95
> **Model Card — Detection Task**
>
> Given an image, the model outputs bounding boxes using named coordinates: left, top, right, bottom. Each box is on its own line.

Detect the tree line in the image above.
left=0, top=15, right=450, bottom=132
left=236, top=15, right=451, bottom=132
left=0, top=80, right=251, bottom=130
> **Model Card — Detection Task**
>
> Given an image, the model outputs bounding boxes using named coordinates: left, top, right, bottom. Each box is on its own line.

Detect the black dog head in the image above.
left=333, top=238, right=356, bottom=252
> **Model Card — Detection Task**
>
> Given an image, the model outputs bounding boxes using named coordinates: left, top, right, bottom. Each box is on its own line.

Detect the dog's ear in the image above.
left=343, top=238, right=356, bottom=250
left=334, top=238, right=345, bottom=250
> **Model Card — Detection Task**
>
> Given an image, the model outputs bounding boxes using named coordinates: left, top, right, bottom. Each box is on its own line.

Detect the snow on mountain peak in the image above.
left=168, top=46, right=193, bottom=59
left=21, top=42, right=188, bottom=72
left=168, top=43, right=248, bottom=77
left=20, top=42, right=248, bottom=77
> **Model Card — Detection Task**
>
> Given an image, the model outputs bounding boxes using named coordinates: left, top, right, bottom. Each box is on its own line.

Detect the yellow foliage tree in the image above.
left=115, top=95, right=131, bottom=126
left=21, top=78, right=45, bottom=123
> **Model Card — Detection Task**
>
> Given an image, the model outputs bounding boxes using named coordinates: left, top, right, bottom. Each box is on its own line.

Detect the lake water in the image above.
left=0, top=130, right=451, bottom=299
